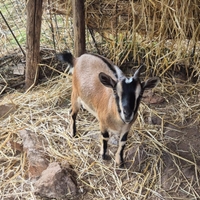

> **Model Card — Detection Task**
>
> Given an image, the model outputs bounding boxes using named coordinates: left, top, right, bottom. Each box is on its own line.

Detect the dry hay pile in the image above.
left=86, top=0, right=200, bottom=40
left=0, top=68, right=200, bottom=199
left=47, top=0, right=200, bottom=40
left=45, top=0, right=200, bottom=69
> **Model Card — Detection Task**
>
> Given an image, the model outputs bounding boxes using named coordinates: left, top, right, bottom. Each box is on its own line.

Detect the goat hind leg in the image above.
left=70, top=93, right=80, bottom=137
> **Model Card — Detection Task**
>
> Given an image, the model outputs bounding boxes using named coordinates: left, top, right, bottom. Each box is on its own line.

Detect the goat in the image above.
left=57, top=52, right=160, bottom=167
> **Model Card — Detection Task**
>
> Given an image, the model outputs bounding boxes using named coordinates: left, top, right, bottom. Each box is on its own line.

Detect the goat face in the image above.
left=99, top=64, right=159, bottom=124
left=118, top=78, right=142, bottom=123
left=99, top=73, right=142, bottom=124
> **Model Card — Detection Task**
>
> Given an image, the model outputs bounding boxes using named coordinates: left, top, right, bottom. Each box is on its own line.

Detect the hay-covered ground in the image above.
left=0, top=66, right=200, bottom=199
left=0, top=0, right=200, bottom=199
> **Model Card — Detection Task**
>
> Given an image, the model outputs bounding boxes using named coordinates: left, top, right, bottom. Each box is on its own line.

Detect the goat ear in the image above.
left=99, top=72, right=116, bottom=88
left=142, top=77, right=160, bottom=90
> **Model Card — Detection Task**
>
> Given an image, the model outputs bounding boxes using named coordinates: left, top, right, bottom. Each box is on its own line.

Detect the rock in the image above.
left=34, top=162, right=78, bottom=199
left=19, top=129, right=49, bottom=178
left=0, top=103, right=16, bottom=119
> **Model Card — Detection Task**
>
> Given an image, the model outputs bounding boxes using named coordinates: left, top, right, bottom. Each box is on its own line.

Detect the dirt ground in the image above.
left=147, top=74, right=200, bottom=199
left=0, top=66, right=200, bottom=199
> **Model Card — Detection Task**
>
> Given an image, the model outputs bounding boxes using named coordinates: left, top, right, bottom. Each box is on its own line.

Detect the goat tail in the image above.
left=56, top=51, right=74, bottom=68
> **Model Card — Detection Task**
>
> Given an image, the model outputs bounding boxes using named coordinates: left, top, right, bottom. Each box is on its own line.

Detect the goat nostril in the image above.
left=123, top=109, right=131, bottom=117
left=123, top=109, right=127, bottom=115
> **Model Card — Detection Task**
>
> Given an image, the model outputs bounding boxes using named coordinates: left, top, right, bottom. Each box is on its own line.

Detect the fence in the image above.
left=0, top=0, right=74, bottom=67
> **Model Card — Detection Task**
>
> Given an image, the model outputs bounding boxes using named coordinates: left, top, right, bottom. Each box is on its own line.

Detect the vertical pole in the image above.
left=72, top=0, right=86, bottom=57
left=25, top=0, right=43, bottom=90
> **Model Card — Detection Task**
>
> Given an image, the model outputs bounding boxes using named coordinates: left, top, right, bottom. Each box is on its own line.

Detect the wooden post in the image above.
left=72, top=0, right=86, bottom=57
left=25, top=0, right=43, bottom=91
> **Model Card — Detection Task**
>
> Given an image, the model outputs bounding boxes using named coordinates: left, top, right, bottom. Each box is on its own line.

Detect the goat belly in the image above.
left=79, top=98, right=98, bottom=119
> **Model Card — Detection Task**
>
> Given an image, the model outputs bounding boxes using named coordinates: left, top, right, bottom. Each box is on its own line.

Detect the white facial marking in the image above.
left=125, top=77, right=133, bottom=83
left=135, top=83, right=141, bottom=99
left=116, top=82, right=125, bottom=122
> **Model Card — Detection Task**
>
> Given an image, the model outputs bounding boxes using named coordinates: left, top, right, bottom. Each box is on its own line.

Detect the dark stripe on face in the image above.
left=121, top=80, right=137, bottom=114
left=121, top=132, right=128, bottom=142
left=88, top=53, right=118, bottom=79
left=114, top=91, right=126, bottom=123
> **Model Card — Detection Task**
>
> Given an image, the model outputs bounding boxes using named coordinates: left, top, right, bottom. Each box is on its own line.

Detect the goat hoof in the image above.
left=102, top=154, right=111, bottom=160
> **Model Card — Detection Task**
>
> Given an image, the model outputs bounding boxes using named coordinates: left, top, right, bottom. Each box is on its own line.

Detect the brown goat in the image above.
left=57, top=52, right=160, bottom=167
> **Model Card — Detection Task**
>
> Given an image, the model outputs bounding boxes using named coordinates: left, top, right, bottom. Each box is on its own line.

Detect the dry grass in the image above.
left=86, top=0, right=200, bottom=39
left=0, top=0, right=200, bottom=199
left=0, top=67, right=200, bottom=199
left=1, top=0, right=200, bottom=75
left=44, top=0, right=200, bottom=73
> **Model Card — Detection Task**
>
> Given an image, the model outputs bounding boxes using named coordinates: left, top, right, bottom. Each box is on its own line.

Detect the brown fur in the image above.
left=70, top=54, right=130, bottom=165
left=68, top=53, right=159, bottom=167
left=71, top=54, right=120, bottom=126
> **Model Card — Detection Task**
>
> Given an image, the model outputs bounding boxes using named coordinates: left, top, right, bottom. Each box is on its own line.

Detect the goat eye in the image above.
left=113, top=90, right=117, bottom=95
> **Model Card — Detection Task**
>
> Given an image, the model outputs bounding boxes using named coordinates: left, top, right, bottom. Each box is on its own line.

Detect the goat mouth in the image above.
left=120, top=112, right=133, bottom=124
left=122, top=117, right=132, bottom=124
left=124, top=115, right=134, bottom=124
left=124, top=119, right=132, bottom=124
